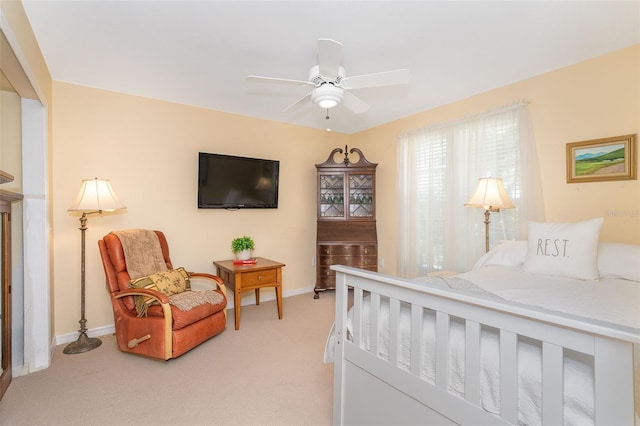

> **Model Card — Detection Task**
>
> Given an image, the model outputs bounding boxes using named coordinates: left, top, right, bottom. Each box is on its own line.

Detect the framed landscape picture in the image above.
left=566, top=134, right=637, bottom=183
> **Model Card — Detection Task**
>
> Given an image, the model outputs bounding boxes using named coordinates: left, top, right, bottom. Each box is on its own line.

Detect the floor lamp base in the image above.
left=63, top=332, right=102, bottom=354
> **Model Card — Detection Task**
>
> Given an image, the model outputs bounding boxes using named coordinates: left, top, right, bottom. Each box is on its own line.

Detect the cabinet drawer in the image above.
left=318, top=256, right=334, bottom=266
left=318, top=245, right=358, bottom=255
left=319, top=255, right=377, bottom=267
left=316, top=275, right=335, bottom=290
left=242, top=269, right=277, bottom=286
left=330, top=255, right=354, bottom=265
left=360, top=245, right=376, bottom=255
left=318, top=266, right=335, bottom=277
left=332, top=245, right=360, bottom=255
left=318, top=245, right=331, bottom=255
left=318, top=255, right=352, bottom=266
left=318, top=244, right=377, bottom=256
left=360, top=256, right=377, bottom=267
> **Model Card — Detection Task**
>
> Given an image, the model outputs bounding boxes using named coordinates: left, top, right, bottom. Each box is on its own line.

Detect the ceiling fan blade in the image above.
left=246, top=75, right=314, bottom=87
left=342, top=91, right=369, bottom=114
left=317, top=38, right=343, bottom=79
left=342, top=69, right=411, bottom=90
left=282, top=92, right=312, bottom=112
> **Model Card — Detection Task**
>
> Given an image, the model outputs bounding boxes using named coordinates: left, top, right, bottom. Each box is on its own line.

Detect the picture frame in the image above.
left=566, top=134, right=637, bottom=183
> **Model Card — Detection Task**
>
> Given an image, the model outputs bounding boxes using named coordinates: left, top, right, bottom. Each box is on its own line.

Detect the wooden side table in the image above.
left=213, top=257, right=285, bottom=330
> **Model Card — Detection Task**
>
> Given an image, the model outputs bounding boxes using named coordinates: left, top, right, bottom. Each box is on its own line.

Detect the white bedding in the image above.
left=457, top=265, right=640, bottom=329
left=324, top=242, right=640, bottom=426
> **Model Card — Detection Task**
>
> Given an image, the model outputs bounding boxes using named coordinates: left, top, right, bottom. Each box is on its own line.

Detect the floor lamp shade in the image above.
left=465, top=177, right=514, bottom=252
left=464, top=177, right=515, bottom=211
left=68, top=178, right=126, bottom=212
left=65, top=178, right=125, bottom=354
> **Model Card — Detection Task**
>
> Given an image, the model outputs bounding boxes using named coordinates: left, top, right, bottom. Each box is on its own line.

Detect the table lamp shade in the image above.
left=465, top=177, right=515, bottom=210
left=68, top=178, right=126, bottom=212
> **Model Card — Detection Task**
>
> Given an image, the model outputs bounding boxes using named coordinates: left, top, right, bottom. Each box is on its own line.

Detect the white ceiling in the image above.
left=22, top=1, right=640, bottom=134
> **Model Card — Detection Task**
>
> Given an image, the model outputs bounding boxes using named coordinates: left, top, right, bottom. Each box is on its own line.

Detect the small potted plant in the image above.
left=231, top=235, right=255, bottom=260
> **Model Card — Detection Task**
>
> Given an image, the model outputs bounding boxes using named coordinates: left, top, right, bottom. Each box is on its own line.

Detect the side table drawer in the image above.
left=242, top=269, right=277, bottom=286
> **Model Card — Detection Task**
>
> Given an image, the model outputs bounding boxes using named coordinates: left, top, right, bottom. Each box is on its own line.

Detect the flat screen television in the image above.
left=198, top=152, right=280, bottom=209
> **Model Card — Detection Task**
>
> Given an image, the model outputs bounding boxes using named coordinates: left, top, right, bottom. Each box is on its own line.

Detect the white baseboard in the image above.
left=13, top=336, right=69, bottom=378
left=56, top=324, right=116, bottom=346
left=55, top=285, right=317, bottom=345
left=12, top=363, right=31, bottom=377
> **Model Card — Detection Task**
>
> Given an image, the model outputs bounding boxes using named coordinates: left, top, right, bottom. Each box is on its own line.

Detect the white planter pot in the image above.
left=235, top=249, right=252, bottom=260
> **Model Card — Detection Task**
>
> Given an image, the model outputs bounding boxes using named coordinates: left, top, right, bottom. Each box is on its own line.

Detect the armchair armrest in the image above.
left=114, top=288, right=173, bottom=359
left=115, top=288, right=170, bottom=304
left=189, top=272, right=227, bottom=298
left=190, top=272, right=223, bottom=283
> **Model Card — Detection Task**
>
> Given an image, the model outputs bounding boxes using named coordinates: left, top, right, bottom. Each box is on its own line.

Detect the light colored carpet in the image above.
left=0, top=292, right=336, bottom=426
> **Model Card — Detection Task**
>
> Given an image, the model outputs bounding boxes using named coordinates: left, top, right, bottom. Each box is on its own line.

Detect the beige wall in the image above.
left=52, top=46, right=639, bottom=337
left=352, top=45, right=640, bottom=276
left=51, top=82, right=349, bottom=335
left=0, top=90, right=22, bottom=190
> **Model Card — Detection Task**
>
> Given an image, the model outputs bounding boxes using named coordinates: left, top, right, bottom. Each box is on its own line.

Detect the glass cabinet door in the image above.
left=0, top=208, right=7, bottom=388
left=0, top=215, right=3, bottom=378
left=348, top=173, right=374, bottom=218
left=319, top=174, right=345, bottom=218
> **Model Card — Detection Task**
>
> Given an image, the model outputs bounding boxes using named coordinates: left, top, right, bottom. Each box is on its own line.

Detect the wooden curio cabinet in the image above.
left=0, top=170, right=22, bottom=400
left=314, top=146, right=377, bottom=298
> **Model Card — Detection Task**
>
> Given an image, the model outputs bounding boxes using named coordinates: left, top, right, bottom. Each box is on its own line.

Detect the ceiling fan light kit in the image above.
left=312, top=84, right=344, bottom=109
left=247, top=38, right=410, bottom=114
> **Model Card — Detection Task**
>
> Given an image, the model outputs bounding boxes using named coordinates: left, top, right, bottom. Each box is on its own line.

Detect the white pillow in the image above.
left=523, top=218, right=603, bottom=280
left=473, top=240, right=527, bottom=270
left=597, top=242, right=640, bottom=282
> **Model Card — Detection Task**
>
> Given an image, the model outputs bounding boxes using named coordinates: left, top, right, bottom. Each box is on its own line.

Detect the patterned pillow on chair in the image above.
left=129, top=267, right=191, bottom=316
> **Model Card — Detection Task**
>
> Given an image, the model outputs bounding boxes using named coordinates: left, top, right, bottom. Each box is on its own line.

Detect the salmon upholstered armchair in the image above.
left=98, top=230, right=227, bottom=360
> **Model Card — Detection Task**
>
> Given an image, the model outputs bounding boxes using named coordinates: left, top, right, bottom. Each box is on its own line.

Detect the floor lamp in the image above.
left=65, top=178, right=126, bottom=354
left=465, top=177, right=514, bottom=253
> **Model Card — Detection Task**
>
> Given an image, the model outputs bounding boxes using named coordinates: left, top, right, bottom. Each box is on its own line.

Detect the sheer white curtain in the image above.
left=396, top=102, right=544, bottom=277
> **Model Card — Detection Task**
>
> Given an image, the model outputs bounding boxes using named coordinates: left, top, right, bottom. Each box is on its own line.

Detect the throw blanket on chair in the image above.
left=111, top=229, right=168, bottom=279
left=169, top=291, right=225, bottom=311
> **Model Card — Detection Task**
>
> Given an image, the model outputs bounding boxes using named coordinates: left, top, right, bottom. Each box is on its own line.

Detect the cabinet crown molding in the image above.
left=315, top=145, right=377, bottom=169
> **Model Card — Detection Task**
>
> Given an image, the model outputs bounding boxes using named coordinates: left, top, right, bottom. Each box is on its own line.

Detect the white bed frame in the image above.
left=331, top=265, right=639, bottom=425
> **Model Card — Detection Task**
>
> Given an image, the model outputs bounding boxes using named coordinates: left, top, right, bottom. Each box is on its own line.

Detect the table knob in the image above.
left=258, top=275, right=262, bottom=281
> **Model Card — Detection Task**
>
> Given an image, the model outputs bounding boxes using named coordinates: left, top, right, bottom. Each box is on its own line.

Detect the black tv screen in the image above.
left=198, top=152, right=279, bottom=209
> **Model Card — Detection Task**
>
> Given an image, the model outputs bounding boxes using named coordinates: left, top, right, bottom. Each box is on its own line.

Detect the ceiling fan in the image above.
left=246, top=39, right=411, bottom=114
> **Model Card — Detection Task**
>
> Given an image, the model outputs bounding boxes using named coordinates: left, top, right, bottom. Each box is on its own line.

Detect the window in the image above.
left=397, top=102, right=543, bottom=277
